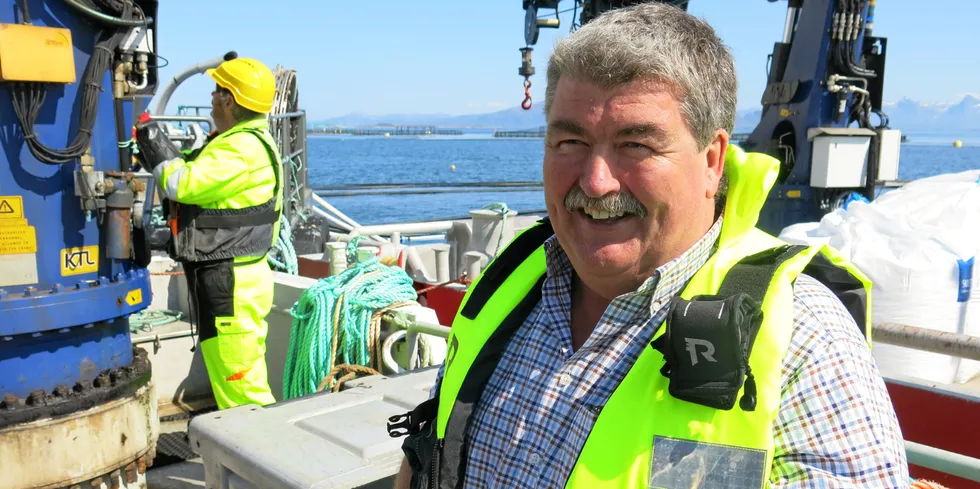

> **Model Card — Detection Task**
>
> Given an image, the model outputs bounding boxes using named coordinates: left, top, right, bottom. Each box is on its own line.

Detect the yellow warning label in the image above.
left=61, top=245, right=99, bottom=276
left=125, top=289, right=143, bottom=306
left=0, top=196, right=24, bottom=219
left=0, top=218, right=28, bottom=228
left=0, top=225, right=37, bottom=255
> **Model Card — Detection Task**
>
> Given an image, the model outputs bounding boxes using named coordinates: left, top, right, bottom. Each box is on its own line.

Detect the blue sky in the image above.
left=154, top=0, right=978, bottom=120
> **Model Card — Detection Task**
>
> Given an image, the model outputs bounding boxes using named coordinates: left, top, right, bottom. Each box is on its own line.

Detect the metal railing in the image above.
left=148, top=114, right=213, bottom=130
left=873, top=322, right=980, bottom=362
left=906, top=441, right=980, bottom=483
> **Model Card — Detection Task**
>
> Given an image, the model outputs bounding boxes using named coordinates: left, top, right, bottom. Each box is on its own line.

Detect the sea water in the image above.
left=306, top=132, right=980, bottom=226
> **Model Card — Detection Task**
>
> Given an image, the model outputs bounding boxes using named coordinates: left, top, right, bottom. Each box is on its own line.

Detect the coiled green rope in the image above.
left=268, top=213, right=298, bottom=274
left=282, top=237, right=418, bottom=399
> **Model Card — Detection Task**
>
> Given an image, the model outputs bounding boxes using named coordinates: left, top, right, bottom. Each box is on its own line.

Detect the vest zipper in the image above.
left=430, top=437, right=442, bottom=489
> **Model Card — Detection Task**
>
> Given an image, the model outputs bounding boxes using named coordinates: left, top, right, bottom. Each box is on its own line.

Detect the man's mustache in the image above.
left=563, top=186, right=647, bottom=218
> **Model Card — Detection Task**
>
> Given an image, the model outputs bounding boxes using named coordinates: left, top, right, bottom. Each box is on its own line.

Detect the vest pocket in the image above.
left=648, top=436, right=766, bottom=489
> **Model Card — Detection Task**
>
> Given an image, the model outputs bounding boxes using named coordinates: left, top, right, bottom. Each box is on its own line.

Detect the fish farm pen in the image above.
left=492, top=127, right=752, bottom=141
left=309, top=126, right=463, bottom=136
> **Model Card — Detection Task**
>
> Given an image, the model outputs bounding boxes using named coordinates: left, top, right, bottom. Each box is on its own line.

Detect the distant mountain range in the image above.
left=310, top=106, right=545, bottom=131
left=310, top=95, right=980, bottom=134
left=881, top=95, right=980, bottom=132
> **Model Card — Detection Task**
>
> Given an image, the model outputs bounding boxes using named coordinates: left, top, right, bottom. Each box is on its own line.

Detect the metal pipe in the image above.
left=315, top=188, right=542, bottom=198
left=153, top=52, right=237, bottom=115
left=347, top=221, right=455, bottom=238
left=283, top=117, right=294, bottom=221
left=311, top=193, right=362, bottom=229
left=384, top=311, right=453, bottom=338
left=404, top=234, right=448, bottom=242
left=161, top=135, right=199, bottom=142
left=406, top=320, right=452, bottom=338
left=782, top=6, right=800, bottom=44
left=300, top=112, right=309, bottom=207
left=905, top=441, right=980, bottom=483
left=131, top=330, right=195, bottom=345
left=312, top=181, right=543, bottom=191
left=311, top=205, right=354, bottom=232
left=434, top=244, right=451, bottom=283
left=873, top=323, right=980, bottom=362
left=148, top=115, right=214, bottom=125
left=105, top=186, right=134, bottom=259
left=269, top=111, right=306, bottom=119
left=405, top=331, right=419, bottom=370
left=310, top=193, right=385, bottom=241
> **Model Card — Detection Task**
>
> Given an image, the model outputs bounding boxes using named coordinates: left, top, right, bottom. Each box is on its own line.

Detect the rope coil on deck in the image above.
left=282, top=237, right=419, bottom=399
left=129, top=309, right=183, bottom=331
left=268, top=213, right=298, bottom=274
left=317, top=364, right=381, bottom=393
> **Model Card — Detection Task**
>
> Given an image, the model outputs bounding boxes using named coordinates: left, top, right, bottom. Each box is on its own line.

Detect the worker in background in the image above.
left=134, top=57, right=281, bottom=410
left=391, top=4, right=909, bottom=488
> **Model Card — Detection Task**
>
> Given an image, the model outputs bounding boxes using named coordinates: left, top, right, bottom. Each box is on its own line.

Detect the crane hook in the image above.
left=521, top=78, right=533, bottom=110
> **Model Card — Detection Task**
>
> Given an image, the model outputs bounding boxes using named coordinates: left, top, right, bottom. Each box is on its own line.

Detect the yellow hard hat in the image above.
left=207, top=57, right=276, bottom=113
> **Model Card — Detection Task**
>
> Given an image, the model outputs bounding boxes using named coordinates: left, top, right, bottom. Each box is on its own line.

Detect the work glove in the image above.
left=134, top=120, right=182, bottom=172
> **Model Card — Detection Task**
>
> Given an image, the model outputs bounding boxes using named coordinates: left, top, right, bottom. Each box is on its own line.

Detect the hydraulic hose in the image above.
left=63, top=0, right=152, bottom=27
left=18, top=0, right=29, bottom=23
left=152, top=51, right=238, bottom=115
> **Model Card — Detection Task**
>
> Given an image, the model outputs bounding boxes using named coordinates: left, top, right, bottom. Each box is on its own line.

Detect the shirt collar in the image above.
left=542, top=216, right=724, bottom=314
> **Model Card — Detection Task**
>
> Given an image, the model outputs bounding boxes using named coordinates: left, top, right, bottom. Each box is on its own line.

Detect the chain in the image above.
left=522, top=78, right=533, bottom=110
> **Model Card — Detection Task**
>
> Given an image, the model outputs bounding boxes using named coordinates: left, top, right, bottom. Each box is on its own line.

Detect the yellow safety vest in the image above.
left=428, top=145, right=873, bottom=489
left=154, top=118, right=283, bottom=262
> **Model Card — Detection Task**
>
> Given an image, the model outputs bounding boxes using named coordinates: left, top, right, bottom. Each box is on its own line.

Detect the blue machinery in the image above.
left=520, top=0, right=901, bottom=235
left=0, top=1, right=161, bottom=487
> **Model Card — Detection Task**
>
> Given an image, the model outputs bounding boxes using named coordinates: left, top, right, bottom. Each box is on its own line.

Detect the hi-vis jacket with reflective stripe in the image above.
left=430, top=145, right=874, bottom=489
left=153, top=118, right=283, bottom=263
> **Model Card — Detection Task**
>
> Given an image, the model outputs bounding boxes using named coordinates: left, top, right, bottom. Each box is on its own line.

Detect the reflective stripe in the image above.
left=153, top=157, right=185, bottom=200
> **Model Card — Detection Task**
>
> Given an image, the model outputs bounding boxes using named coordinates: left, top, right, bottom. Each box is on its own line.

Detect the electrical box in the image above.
left=808, top=127, right=875, bottom=188
left=876, top=129, right=902, bottom=181
left=0, top=24, right=76, bottom=83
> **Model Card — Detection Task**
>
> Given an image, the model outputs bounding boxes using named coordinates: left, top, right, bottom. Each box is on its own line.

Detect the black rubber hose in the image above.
left=18, top=0, right=30, bottom=23
left=64, top=0, right=152, bottom=27
left=114, top=98, right=130, bottom=171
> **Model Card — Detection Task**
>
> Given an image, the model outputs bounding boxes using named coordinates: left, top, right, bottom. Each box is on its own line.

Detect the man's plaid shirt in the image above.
left=429, top=217, right=908, bottom=488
